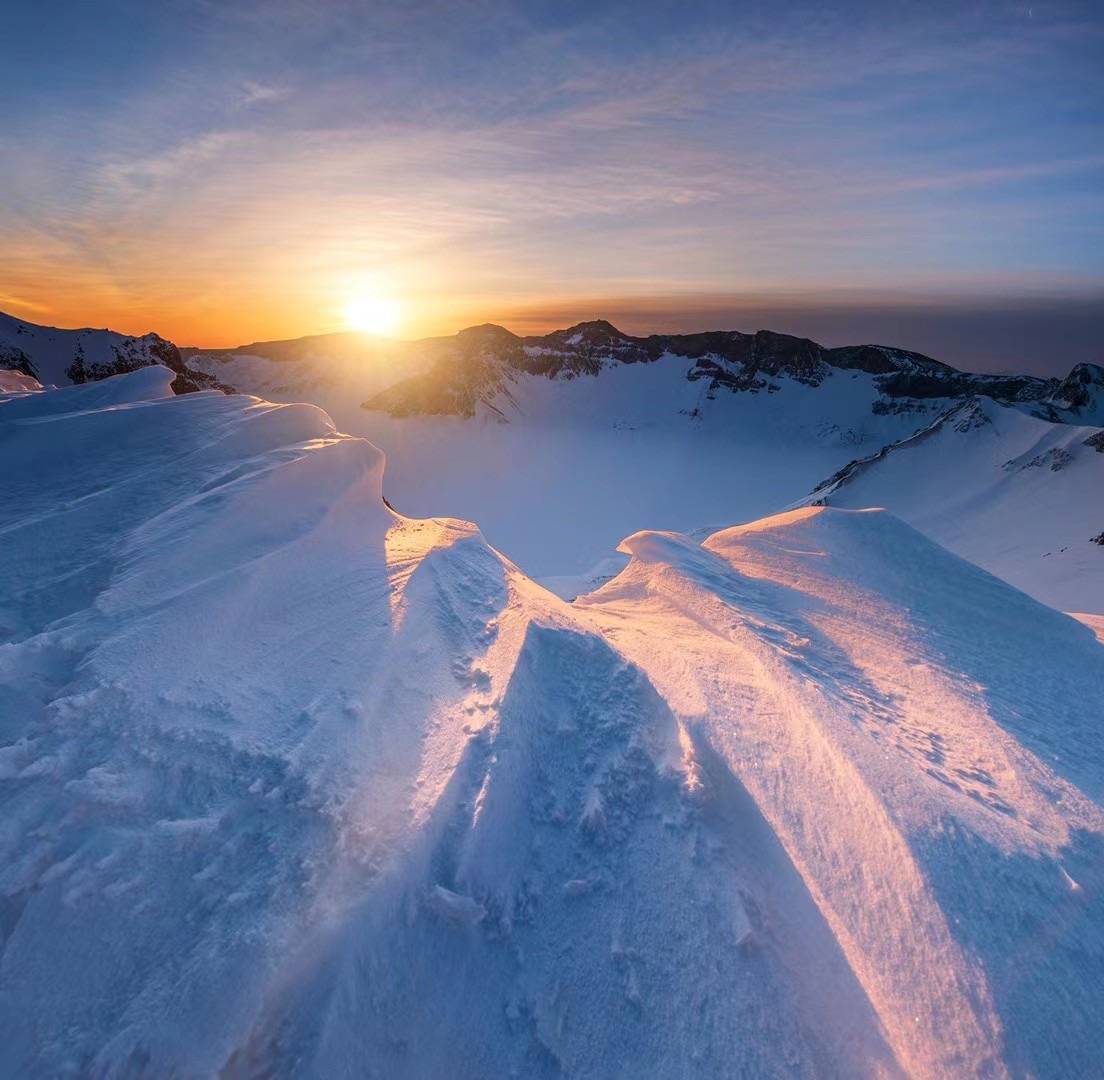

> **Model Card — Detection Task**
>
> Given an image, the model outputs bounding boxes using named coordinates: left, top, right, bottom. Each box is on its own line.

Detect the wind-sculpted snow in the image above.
left=1, top=370, right=1102, bottom=1078
left=579, top=508, right=1104, bottom=1077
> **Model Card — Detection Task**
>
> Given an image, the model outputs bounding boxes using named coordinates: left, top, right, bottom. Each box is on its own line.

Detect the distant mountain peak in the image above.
left=543, top=320, right=630, bottom=347
left=565, top=318, right=625, bottom=335
left=456, top=322, right=519, bottom=342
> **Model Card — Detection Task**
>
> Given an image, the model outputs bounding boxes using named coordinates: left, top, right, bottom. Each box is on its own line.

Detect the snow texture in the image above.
left=2, top=368, right=1102, bottom=1078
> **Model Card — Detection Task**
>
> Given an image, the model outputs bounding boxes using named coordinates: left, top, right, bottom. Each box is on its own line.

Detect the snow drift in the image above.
left=1, top=369, right=1102, bottom=1078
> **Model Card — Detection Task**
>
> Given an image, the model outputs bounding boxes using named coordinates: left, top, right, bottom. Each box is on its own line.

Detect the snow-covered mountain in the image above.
left=1, top=368, right=1102, bottom=1077
left=0, top=310, right=229, bottom=394
left=360, top=319, right=1053, bottom=419
left=186, top=320, right=1101, bottom=610
left=188, top=318, right=1057, bottom=425
left=179, top=328, right=439, bottom=405
left=11, top=309, right=1097, bottom=612
left=1032, top=361, right=1104, bottom=426
left=798, top=397, right=1104, bottom=612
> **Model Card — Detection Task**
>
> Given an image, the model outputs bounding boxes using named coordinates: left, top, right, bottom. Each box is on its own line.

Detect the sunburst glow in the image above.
left=342, top=294, right=402, bottom=336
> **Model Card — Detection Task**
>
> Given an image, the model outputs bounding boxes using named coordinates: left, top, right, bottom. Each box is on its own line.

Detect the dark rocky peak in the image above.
left=565, top=319, right=627, bottom=341
left=536, top=320, right=634, bottom=349
left=65, top=332, right=228, bottom=395
left=450, top=322, right=523, bottom=368
left=367, top=323, right=523, bottom=418
left=647, top=329, right=751, bottom=360
left=678, top=330, right=828, bottom=394
left=1047, top=362, right=1104, bottom=412
left=824, top=343, right=950, bottom=376
left=520, top=320, right=652, bottom=376
left=680, top=330, right=825, bottom=388
left=456, top=323, right=520, bottom=346
left=749, top=331, right=825, bottom=381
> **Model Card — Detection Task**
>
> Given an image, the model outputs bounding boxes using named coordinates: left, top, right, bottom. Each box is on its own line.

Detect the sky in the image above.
left=1, top=0, right=1102, bottom=373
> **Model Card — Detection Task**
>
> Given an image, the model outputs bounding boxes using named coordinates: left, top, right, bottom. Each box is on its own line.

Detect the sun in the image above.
left=342, top=294, right=402, bottom=336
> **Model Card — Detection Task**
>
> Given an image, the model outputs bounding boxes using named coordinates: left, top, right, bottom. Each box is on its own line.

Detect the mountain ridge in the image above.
left=12, top=310, right=1096, bottom=421
left=355, top=318, right=1067, bottom=419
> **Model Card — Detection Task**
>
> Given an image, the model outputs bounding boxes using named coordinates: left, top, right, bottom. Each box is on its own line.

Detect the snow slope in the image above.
left=2, top=369, right=1103, bottom=1077
left=799, top=398, right=1104, bottom=613
left=190, top=335, right=969, bottom=582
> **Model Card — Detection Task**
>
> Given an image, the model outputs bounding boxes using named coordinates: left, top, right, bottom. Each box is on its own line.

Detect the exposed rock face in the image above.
left=1005, top=446, right=1075, bottom=473
left=0, top=342, right=39, bottom=380
left=65, top=334, right=232, bottom=395
left=873, top=370, right=1052, bottom=402
left=362, top=319, right=1065, bottom=419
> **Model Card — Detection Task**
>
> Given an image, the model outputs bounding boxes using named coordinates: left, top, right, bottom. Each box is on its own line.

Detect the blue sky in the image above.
left=2, top=0, right=1101, bottom=370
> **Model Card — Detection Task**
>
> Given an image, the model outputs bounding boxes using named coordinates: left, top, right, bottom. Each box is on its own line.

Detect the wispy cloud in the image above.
left=0, top=292, right=52, bottom=314
left=239, top=80, right=290, bottom=108
left=2, top=0, right=1101, bottom=359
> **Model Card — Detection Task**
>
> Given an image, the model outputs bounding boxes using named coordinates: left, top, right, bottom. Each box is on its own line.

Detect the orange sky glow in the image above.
left=3, top=1, right=1100, bottom=373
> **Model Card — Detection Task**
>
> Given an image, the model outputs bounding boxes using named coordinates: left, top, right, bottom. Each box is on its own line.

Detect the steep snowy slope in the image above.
left=2, top=370, right=1102, bottom=1078
left=799, top=398, right=1104, bottom=612
left=0, top=369, right=689, bottom=1076
left=0, top=310, right=226, bottom=393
